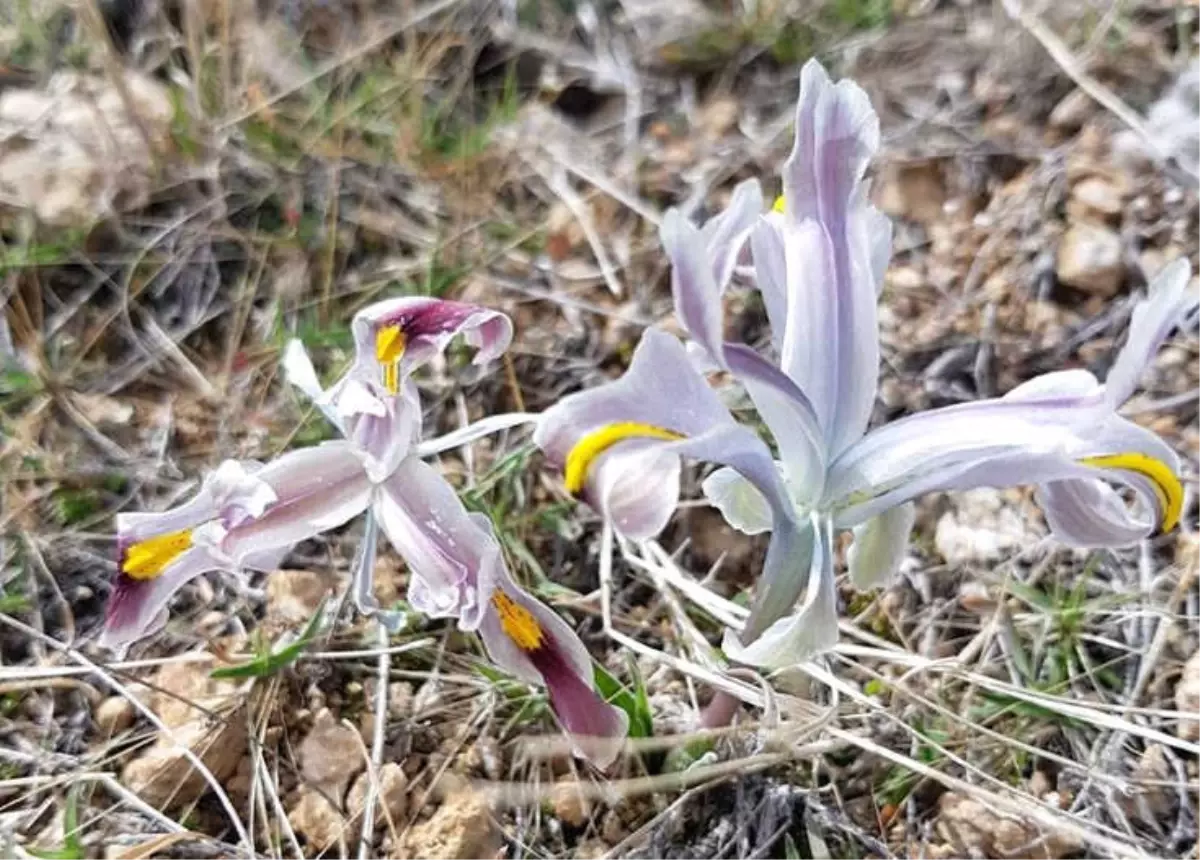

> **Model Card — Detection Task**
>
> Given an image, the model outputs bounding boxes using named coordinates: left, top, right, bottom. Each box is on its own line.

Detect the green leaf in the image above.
left=210, top=597, right=327, bottom=679
left=593, top=661, right=653, bottom=739
left=27, top=785, right=84, bottom=860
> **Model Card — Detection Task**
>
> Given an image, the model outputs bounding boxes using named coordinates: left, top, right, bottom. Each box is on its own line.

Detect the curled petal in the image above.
left=535, top=328, right=793, bottom=543
left=1106, top=259, right=1197, bottom=407
left=478, top=570, right=628, bottom=768
left=1037, top=479, right=1150, bottom=547
left=700, top=178, right=764, bottom=292
left=702, top=466, right=772, bottom=536
left=374, top=457, right=501, bottom=629
left=724, top=517, right=837, bottom=669
left=829, top=384, right=1181, bottom=545
left=220, top=442, right=373, bottom=563
left=847, top=502, right=915, bottom=589
left=351, top=297, right=513, bottom=392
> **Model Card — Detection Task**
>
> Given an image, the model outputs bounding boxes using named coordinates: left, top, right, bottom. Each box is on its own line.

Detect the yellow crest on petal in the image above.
left=563, top=422, right=686, bottom=495
left=492, top=591, right=544, bottom=651
left=1079, top=452, right=1183, bottom=533
left=122, top=529, right=193, bottom=580
left=375, top=324, right=407, bottom=394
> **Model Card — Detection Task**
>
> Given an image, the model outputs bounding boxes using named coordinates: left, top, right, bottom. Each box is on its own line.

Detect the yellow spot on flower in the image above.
left=563, top=422, right=686, bottom=495
left=122, top=529, right=193, bottom=580
left=772, top=195, right=786, bottom=214
left=492, top=591, right=544, bottom=651
left=1080, top=452, right=1183, bottom=533
left=375, top=324, right=407, bottom=394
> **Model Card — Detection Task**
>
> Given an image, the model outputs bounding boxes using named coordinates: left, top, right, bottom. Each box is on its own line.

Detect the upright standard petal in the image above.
left=477, top=568, right=628, bottom=769
left=1105, top=259, right=1197, bottom=407
left=776, top=59, right=887, bottom=457
left=350, top=297, right=513, bottom=395
left=661, top=212, right=824, bottom=497
left=374, top=457, right=503, bottom=629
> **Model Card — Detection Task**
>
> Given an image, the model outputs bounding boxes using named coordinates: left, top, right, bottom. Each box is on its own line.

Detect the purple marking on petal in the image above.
left=529, top=643, right=627, bottom=767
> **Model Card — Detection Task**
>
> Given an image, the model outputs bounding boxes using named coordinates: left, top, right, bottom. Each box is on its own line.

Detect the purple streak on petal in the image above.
left=352, top=297, right=513, bottom=376
left=478, top=573, right=628, bottom=769
left=101, top=547, right=224, bottom=652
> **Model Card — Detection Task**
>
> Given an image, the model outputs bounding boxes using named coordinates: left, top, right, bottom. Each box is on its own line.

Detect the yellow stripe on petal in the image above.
left=375, top=324, right=406, bottom=394
left=1080, top=452, right=1183, bottom=533
left=772, top=195, right=786, bottom=214
left=563, top=422, right=686, bottom=495
left=492, top=591, right=544, bottom=651
left=122, top=529, right=193, bottom=580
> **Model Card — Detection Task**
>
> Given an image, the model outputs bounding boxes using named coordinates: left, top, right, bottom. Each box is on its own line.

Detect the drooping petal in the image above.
left=477, top=570, right=628, bottom=768
left=1037, top=479, right=1151, bottom=547
left=219, top=442, right=373, bottom=563
left=829, top=387, right=1182, bottom=545
left=702, top=466, right=772, bottom=535
left=1105, top=259, right=1197, bottom=407
left=776, top=59, right=887, bottom=457
left=847, top=502, right=915, bottom=589
left=534, top=328, right=794, bottom=543
left=101, top=543, right=226, bottom=652
left=374, top=457, right=501, bottom=630
left=350, top=297, right=513, bottom=394
left=535, top=328, right=820, bottom=664
left=724, top=516, right=838, bottom=669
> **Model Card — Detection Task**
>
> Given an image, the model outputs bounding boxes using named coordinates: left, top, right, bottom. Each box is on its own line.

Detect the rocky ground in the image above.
left=0, top=1, right=1197, bottom=858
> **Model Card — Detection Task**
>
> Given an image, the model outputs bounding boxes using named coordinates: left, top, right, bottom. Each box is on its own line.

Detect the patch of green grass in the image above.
left=50, top=487, right=101, bottom=527
left=419, top=66, right=521, bottom=162
left=26, top=785, right=84, bottom=860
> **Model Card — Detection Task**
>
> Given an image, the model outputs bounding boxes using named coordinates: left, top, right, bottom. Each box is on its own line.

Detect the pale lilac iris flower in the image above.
left=103, top=297, right=626, bottom=767
left=535, top=60, right=1197, bottom=669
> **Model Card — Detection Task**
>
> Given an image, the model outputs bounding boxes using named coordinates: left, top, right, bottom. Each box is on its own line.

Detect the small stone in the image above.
left=1176, top=650, right=1200, bottom=742
left=347, top=763, right=408, bottom=829
left=1048, top=89, right=1094, bottom=130
left=935, top=489, right=1039, bottom=566
left=288, top=787, right=347, bottom=852
left=698, top=96, right=739, bottom=138
left=958, top=581, right=996, bottom=616
left=151, top=657, right=239, bottom=729
left=1056, top=223, right=1124, bottom=296
left=1066, top=177, right=1123, bottom=224
left=1124, top=743, right=1176, bottom=825
left=601, top=809, right=627, bottom=844
left=937, top=792, right=1082, bottom=859
left=399, top=789, right=499, bottom=859
left=1027, top=770, right=1053, bottom=799
left=551, top=781, right=591, bottom=828
left=266, top=569, right=329, bottom=624
left=388, top=682, right=414, bottom=720
left=94, top=696, right=135, bottom=735
left=300, top=709, right=365, bottom=798
left=121, top=707, right=247, bottom=808
left=875, top=161, right=946, bottom=225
